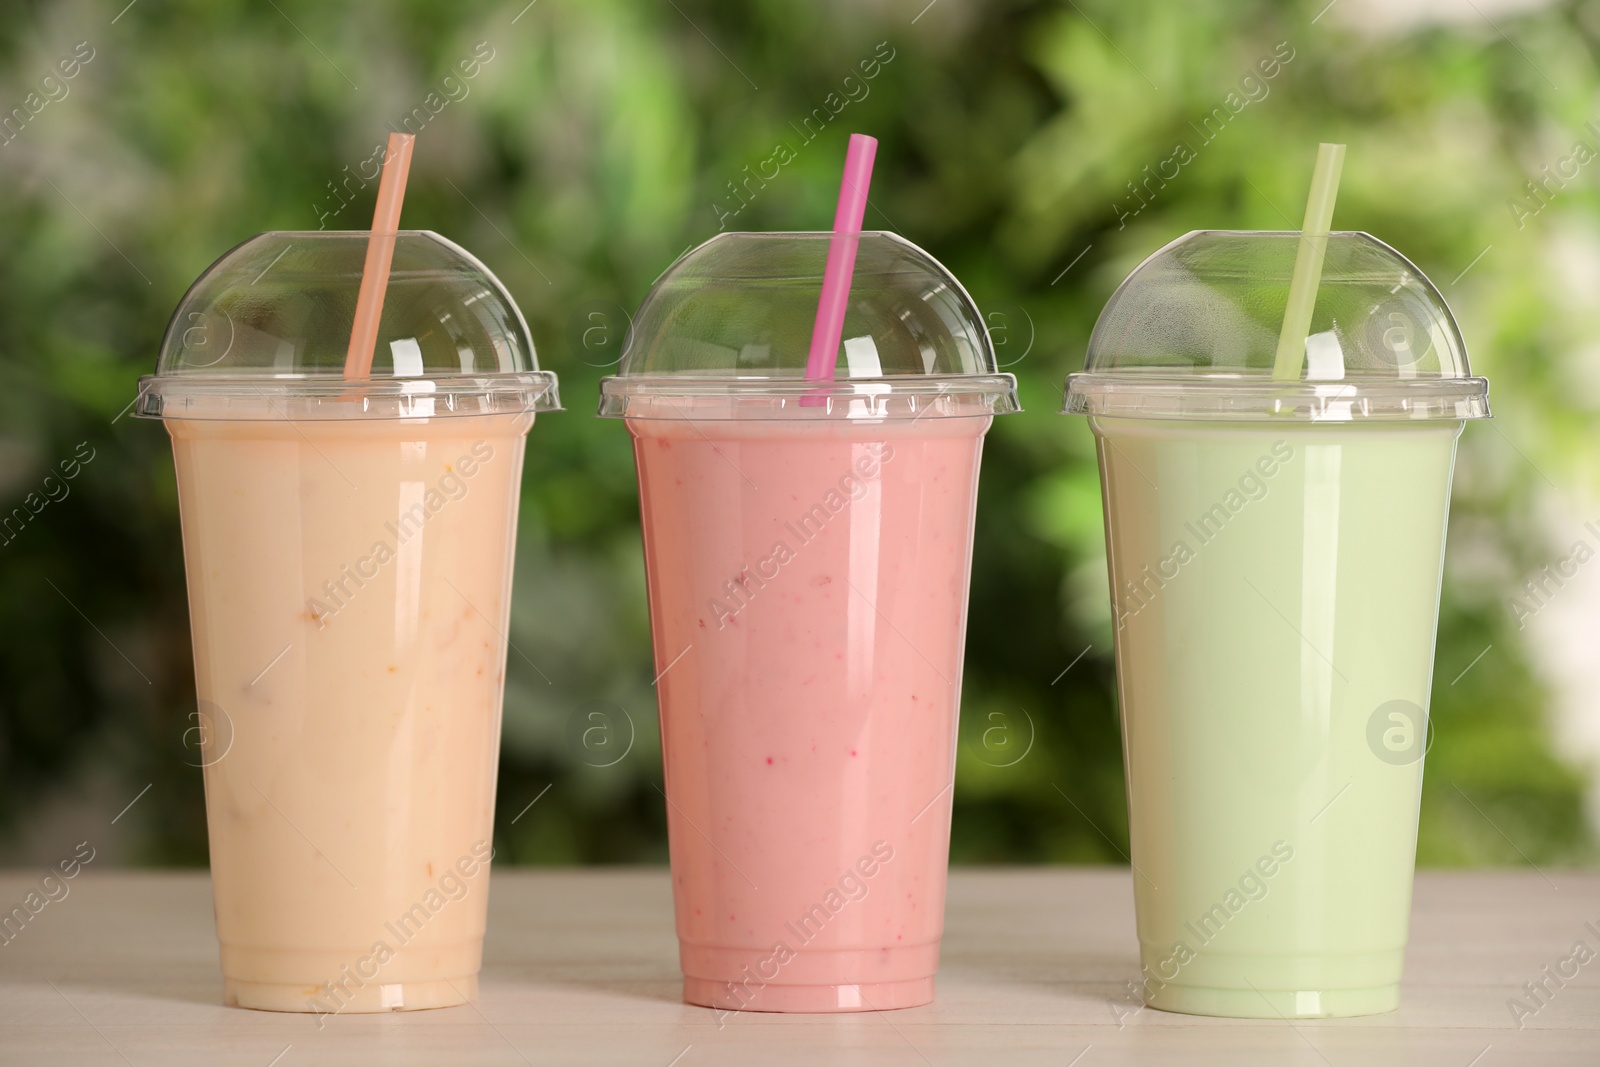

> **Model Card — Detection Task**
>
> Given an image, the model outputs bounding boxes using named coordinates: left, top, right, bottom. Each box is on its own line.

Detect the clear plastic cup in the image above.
left=1063, top=231, right=1490, bottom=1018
left=600, top=232, right=1018, bottom=1012
left=135, top=231, right=559, bottom=1013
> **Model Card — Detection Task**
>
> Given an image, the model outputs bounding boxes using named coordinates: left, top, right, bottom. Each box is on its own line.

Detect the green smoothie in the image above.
left=1065, top=228, right=1490, bottom=1019
left=1096, top=416, right=1462, bottom=1018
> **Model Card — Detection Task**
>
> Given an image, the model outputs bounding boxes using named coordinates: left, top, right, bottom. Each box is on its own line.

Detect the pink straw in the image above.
left=804, top=133, right=878, bottom=385
left=343, top=132, right=416, bottom=381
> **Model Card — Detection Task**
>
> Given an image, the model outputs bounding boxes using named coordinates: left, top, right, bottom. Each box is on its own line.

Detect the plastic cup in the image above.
left=136, top=231, right=560, bottom=1013
left=1063, top=231, right=1490, bottom=1018
left=600, top=232, right=1018, bottom=1012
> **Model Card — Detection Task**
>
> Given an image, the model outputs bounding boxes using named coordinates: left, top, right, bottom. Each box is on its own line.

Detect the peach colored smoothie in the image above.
left=140, top=227, right=558, bottom=1015
left=168, top=412, right=528, bottom=1014
left=630, top=414, right=990, bottom=1013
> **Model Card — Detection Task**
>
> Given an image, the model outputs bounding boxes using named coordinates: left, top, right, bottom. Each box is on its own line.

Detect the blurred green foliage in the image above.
left=0, top=0, right=1593, bottom=867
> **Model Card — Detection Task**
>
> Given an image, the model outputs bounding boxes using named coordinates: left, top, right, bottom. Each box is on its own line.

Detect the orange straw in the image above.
left=342, top=132, right=416, bottom=380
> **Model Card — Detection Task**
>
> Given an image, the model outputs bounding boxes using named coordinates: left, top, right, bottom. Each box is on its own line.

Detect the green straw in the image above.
left=1271, top=142, right=1346, bottom=381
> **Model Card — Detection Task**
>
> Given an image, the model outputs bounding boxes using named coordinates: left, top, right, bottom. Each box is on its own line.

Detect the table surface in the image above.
left=1, top=868, right=1596, bottom=1066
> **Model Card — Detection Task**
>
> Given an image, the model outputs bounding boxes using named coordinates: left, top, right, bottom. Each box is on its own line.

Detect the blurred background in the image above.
left=1, top=0, right=1596, bottom=869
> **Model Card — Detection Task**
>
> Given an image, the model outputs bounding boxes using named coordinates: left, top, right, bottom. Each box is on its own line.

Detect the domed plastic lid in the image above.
left=1063, top=231, right=1490, bottom=422
left=136, top=230, right=560, bottom=420
left=598, top=231, right=1019, bottom=420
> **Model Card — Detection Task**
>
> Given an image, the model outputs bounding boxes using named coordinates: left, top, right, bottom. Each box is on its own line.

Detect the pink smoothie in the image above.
left=629, top=412, right=991, bottom=1012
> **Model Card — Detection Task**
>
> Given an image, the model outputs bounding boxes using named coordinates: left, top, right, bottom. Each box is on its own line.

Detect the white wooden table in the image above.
left=1, top=869, right=1595, bottom=1065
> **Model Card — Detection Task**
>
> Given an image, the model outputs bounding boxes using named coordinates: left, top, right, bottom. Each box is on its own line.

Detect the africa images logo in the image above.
left=306, top=442, right=494, bottom=628
left=1114, top=441, right=1295, bottom=630
left=705, top=444, right=894, bottom=630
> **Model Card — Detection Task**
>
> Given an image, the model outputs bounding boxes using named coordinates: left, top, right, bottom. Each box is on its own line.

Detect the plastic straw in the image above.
left=343, top=132, right=417, bottom=381
left=804, top=133, right=878, bottom=384
left=1270, top=142, right=1346, bottom=382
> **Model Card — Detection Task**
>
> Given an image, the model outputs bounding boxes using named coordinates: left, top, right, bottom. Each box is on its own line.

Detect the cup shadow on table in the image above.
left=70, top=974, right=246, bottom=1013
left=481, top=965, right=687, bottom=1008
left=946, top=945, right=1148, bottom=1012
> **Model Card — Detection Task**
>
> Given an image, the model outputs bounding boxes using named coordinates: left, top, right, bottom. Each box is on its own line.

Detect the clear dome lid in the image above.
left=135, top=230, right=560, bottom=421
left=598, top=231, right=1019, bottom=420
left=1063, top=230, right=1490, bottom=422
